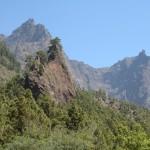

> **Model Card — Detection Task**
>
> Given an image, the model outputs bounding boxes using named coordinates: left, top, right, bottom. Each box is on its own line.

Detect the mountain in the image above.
left=102, top=50, right=150, bottom=106
left=1, top=19, right=76, bottom=101
left=2, top=19, right=150, bottom=107
left=70, top=50, right=150, bottom=107
left=1, top=19, right=150, bottom=149
left=5, top=19, right=51, bottom=65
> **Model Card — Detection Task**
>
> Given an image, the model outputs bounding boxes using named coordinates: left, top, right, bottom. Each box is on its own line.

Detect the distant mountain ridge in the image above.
left=70, top=50, right=150, bottom=107
left=2, top=19, right=150, bottom=107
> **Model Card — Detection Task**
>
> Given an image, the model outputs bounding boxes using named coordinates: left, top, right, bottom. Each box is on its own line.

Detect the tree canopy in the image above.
left=0, top=77, right=150, bottom=149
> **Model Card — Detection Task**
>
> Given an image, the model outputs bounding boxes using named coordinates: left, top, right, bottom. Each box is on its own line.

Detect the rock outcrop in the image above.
left=25, top=38, right=76, bottom=102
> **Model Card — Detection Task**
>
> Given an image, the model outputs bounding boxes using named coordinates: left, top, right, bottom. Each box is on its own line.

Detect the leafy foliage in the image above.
left=36, top=50, right=48, bottom=65
left=66, top=103, right=84, bottom=130
left=48, top=37, right=62, bottom=61
left=0, top=77, right=150, bottom=149
left=25, top=50, right=48, bottom=75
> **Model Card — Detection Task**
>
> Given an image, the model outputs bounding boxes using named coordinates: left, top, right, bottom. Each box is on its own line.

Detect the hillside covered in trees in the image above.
left=0, top=38, right=150, bottom=150
left=1, top=76, right=150, bottom=149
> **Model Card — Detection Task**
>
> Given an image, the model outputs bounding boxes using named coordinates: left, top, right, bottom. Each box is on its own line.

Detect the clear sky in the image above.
left=1, top=0, right=150, bottom=67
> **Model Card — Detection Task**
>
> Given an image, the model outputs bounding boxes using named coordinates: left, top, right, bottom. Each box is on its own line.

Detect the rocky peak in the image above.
left=24, top=18, right=35, bottom=25
left=5, top=19, right=51, bottom=65
left=19, top=18, right=35, bottom=30
left=7, top=19, right=51, bottom=43
left=25, top=38, right=76, bottom=102
left=135, top=49, right=149, bottom=65
left=138, top=49, right=146, bottom=57
left=112, top=50, right=149, bottom=71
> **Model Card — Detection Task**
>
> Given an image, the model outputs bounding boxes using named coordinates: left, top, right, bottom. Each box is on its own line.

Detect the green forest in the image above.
left=1, top=77, right=150, bottom=150
left=0, top=41, right=150, bottom=150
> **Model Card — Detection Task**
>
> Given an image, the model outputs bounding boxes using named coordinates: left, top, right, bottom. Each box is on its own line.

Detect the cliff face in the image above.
left=25, top=38, right=76, bottom=102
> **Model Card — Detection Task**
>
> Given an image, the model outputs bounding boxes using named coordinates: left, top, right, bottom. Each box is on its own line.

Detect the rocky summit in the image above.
left=5, top=19, right=51, bottom=64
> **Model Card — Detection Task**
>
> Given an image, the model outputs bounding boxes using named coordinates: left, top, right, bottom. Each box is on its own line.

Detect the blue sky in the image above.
left=1, top=0, right=150, bottom=67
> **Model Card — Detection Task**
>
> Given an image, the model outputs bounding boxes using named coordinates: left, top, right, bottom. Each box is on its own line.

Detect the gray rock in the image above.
left=5, top=19, right=51, bottom=65
left=69, top=50, right=150, bottom=107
